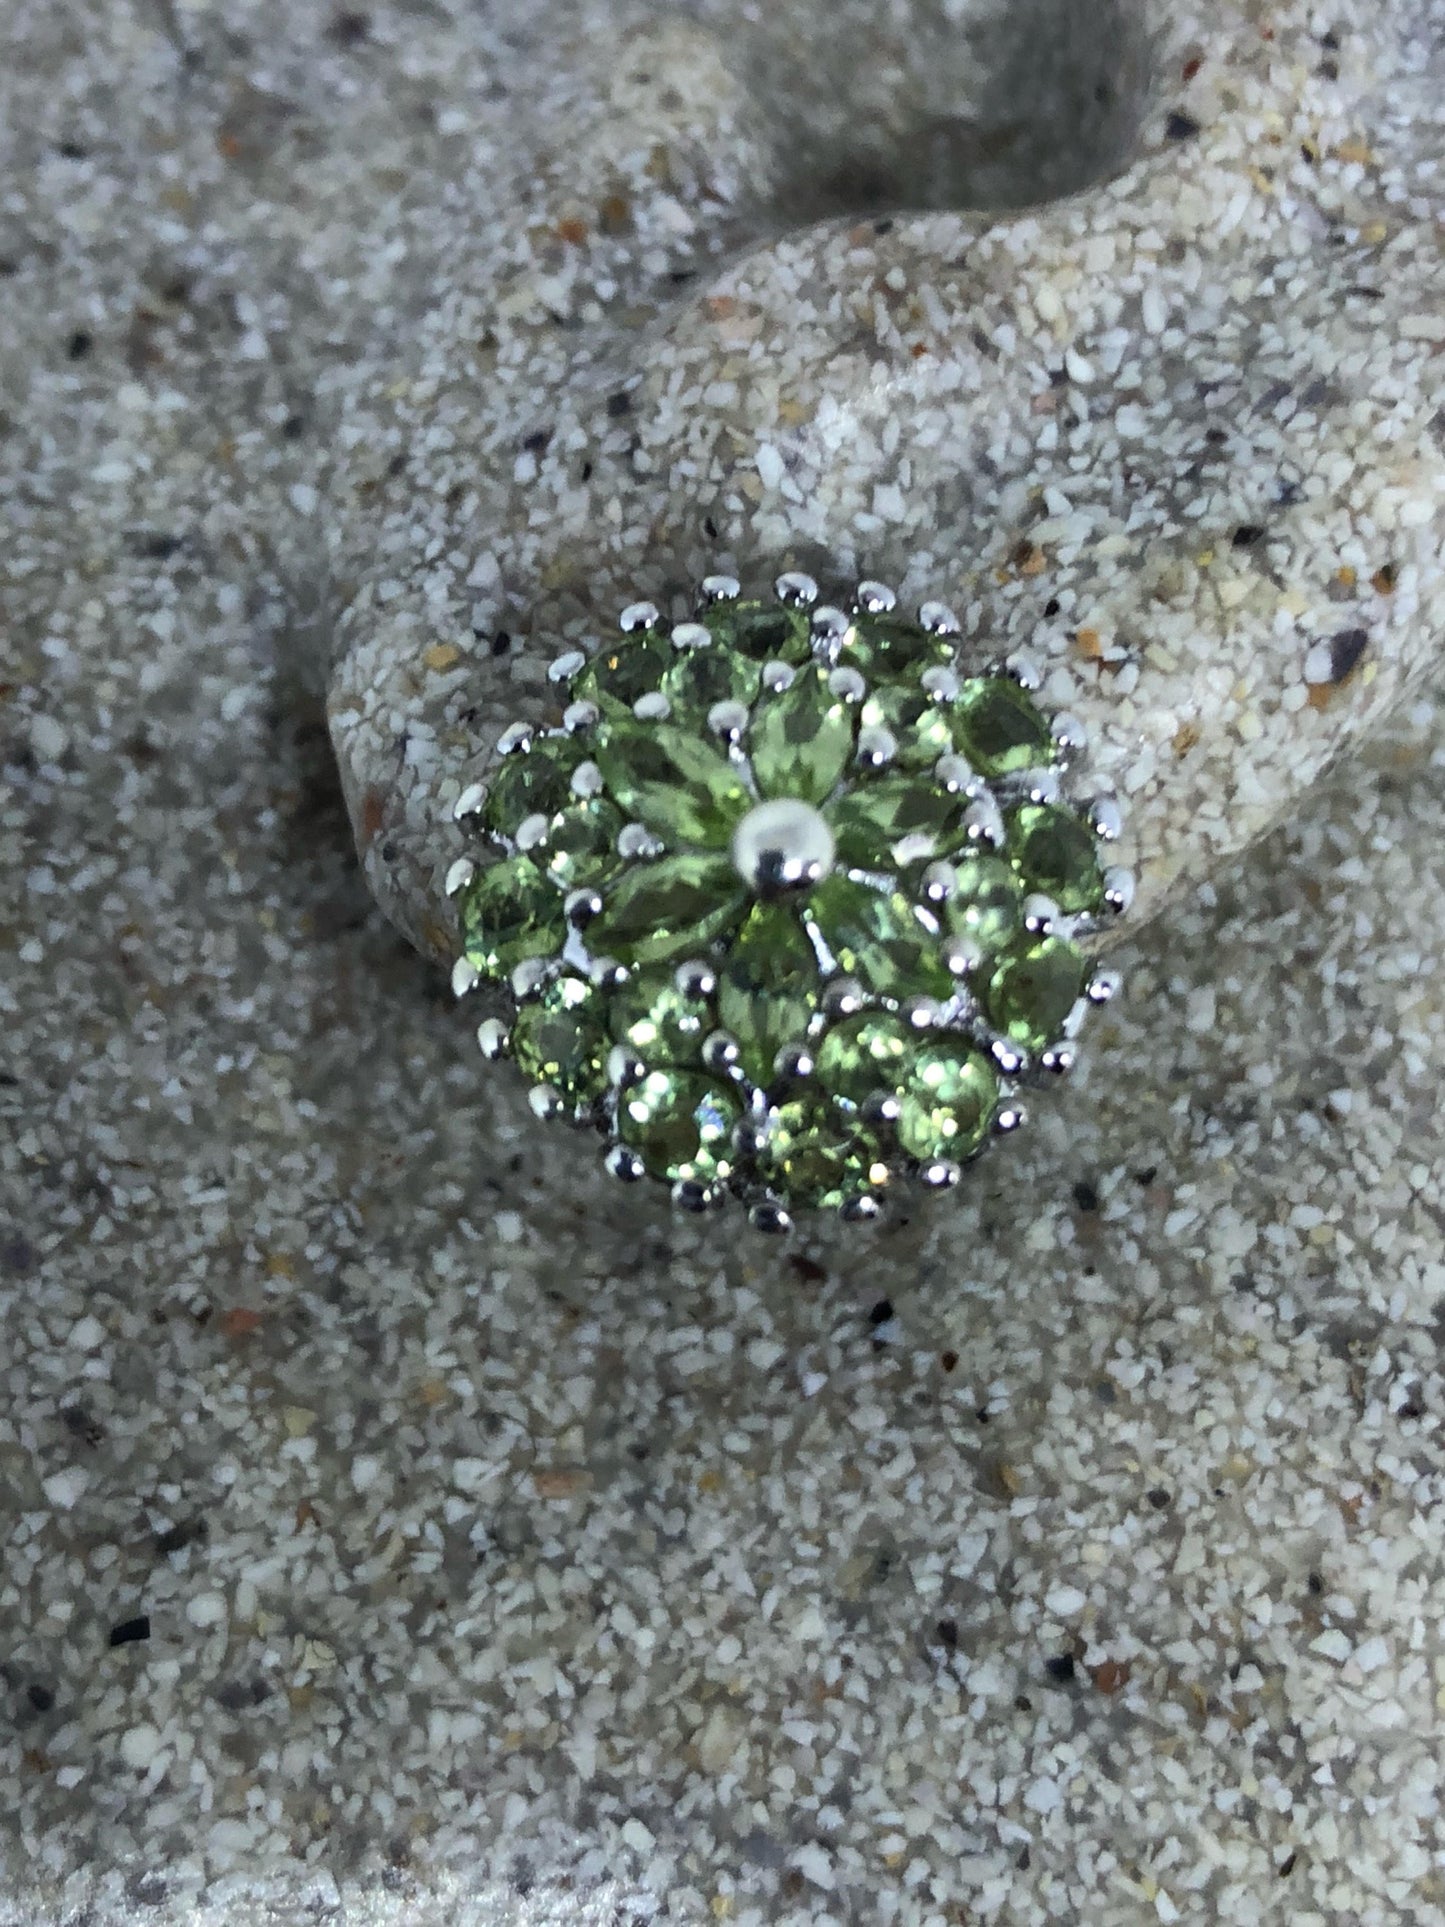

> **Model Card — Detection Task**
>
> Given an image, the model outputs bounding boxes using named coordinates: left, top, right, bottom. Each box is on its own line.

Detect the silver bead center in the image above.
left=731, top=797, right=835, bottom=896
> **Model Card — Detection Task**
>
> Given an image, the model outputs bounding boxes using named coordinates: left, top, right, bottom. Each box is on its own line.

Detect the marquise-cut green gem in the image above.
left=704, top=599, right=812, bottom=664
left=586, top=853, right=745, bottom=966
left=538, top=798, right=624, bottom=891
left=573, top=633, right=673, bottom=714
left=511, top=977, right=610, bottom=1106
left=749, top=665, right=856, bottom=804
left=953, top=677, right=1055, bottom=778
left=977, top=935, right=1086, bottom=1050
left=609, top=969, right=712, bottom=1067
left=839, top=613, right=953, bottom=678
left=458, top=855, right=567, bottom=978
left=943, top=856, right=1025, bottom=952
left=1006, top=803, right=1106, bottom=913
left=618, top=1071, right=740, bottom=1184
left=596, top=720, right=749, bottom=848
left=815, top=1011, right=915, bottom=1107
left=895, top=1040, right=999, bottom=1163
left=807, top=875, right=952, bottom=1001
left=660, top=644, right=759, bottom=720
left=717, top=904, right=820, bottom=1085
left=754, top=1099, right=888, bottom=1210
left=858, top=684, right=955, bottom=770
left=481, top=735, right=582, bottom=838
left=827, top=777, right=958, bottom=869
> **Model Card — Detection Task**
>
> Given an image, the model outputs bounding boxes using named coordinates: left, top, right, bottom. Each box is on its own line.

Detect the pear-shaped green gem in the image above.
left=458, top=855, right=567, bottom=978
left=749, top=666, right=856, bottom=804
left=977, top=935, right=1086, bottom=1050
left=858, top=684, right=955, bottom=770
left=704, top=598, right=811, bottom=664
left=815, top=1011, right=916, bottom=1107
left=839, top=613, right=953, bottom=678
left=660, top=643, right=759, bottom=719
left=753, top=1099, right=888, bottom=1209
left=537, top=798, right=624, bottom=892
left=596, top=719, right=749, bottom=848
left=942, top=856, right=1025, bottom=952
left=573, top=632, right=673, bottom=715
left=617, top=1071, right=741, bottom=1184
left=609, top=969, right=713, bottom=1067
left=481, top=735, right=582, bottom=838
left=895, top=1039, right=999, bottom=1163
left=827, top=777, right=958, bottom=869
left=1006, top=803, right=1106, bottom=913
left=807, top=876, right=952, bottom=1001
left=717, top=904, right=820, bottom=1085
left=953, top=678, right=1055, bottom=777
left=511, top=977, right=610, bottom=1106
left=586, top=853, right=746, bottom=966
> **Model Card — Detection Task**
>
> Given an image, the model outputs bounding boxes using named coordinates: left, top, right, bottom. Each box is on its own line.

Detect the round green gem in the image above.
left=1006, top=803, right=1106, bottom=914
left=717, top=904, right=820, bottom=1086
left=749, top=665, right=855, bottom=805
left=754, top=1099, right=888, bottom=1210
left=482, top=735, right=582, bottom=838
left=511, top=977, right=610, bottom=1106
left=839, top=614, right=953, bottom=678
left=942, top=856, right=1024, bottom=953
left=537, top=798, right=624, bottom=892
left=660, top=643, right=759, bottom=718
left=609, top=969, right=712, bottom=1067
left=815, top=1012, right=915, bottom=1108
left=895, top=1040, right=999, bottom=1163
left=586, top=852, right=746, bottom=967
left=458, top=855, right=567, bottom=978
left=859, top=684, right=955, bottom=770
left=977, top=935, right=1087, bottom=1051
left=704, top=599, right=812, bottom=665
left=617, top=1071, right=741, bottom=1185
left=595, top=718, right=749, bottom=848
left=574, top=632, right=673, bottom=714
left=807, top=875, right=952, bottom=1002
left=953, top=678, right=1055, bottom=778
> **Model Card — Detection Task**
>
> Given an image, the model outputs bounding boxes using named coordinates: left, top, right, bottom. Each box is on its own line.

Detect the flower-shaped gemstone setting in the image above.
left=448, top=576, right=1130, bottom=1229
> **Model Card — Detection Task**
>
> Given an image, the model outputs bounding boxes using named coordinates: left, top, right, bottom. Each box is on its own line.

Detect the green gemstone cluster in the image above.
left=449, top=578, right=1127, bottom=1227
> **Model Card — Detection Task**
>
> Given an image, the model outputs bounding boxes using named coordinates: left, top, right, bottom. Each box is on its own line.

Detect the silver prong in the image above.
left=445, top=857, right=477, bottom=898
left=822, top=977, right=865, bottom=1020
left=590, top=959, right=629, bottom=991
left=676, top=959, right=717, bottom=1000
left=528, top=1083, right=564, bottom=1121
left=571, top=760, right=604, bottom=798
left=1052, top=712, right=1088, bottom=754
left=991, top=1038, right=1027, bottom=1077
left=1023, top=893, right=1060, bottom=936
left=921, top=861, right=957, bottom=906
left=811, top=607, right=852, bottom=663
left=904, top=998, right=945, bottom=1031
left=855, top=581, right=897, bottom=615
left=962, top=795, right=1006, bottom=851
left=451, top=956, right=479, bottom=998
left=452, top=782, right=487, bottom=823
left=1090, top=797, right=1124, bottom=841
left=607, top=1045, right=646, bottom=1089
left=605, top=1145, right=647, bottom=1183
left=702, top=1032, right=741, bottom=1075
left=861, top=1092, right=901, bottom=1127
left=671, top=621, right=711, bottom=653
left=750, top=1200, right=793, bottom=1235
left=510, top=957, right=549, bottom=1000
left=994, top=1103, right=1027, bottom=1135
left=633, top=691, right=671, bottom=722
left=1103, top=866, right=1136, bottom=916
left=775, top=571, right=818, bottom=608
left=708, top=700, right=749, bottom=743
left=918, top=601, right=961, bottom=636
left=562, top=699, right=599, bottom=734
left=1039, top=1044, right=1076, bottom=1076
left=700, top=575, right=740, bottom=605
left=840, top=1193, right=883, bottom=1223
left=774, top=1043, right=816, bottom=1080
left=619, top=600, right=660, bottom=633
left=1088, top=969, right=1122, bottom=1005
left=1021, top=767, right=1061, bottom=806
left=673, top=1178, right=714, bottom=1214
left=549, top=650, right=587, bottom=684
left=514, top=811, right=550, bottom=853
left=934, top=753, right=981, bottom=798
left=944, top=940, right=983, bottom=979
left=618, top=823, right=665, bottom=861
left=476, top=1017, right=509, bottom=1059
left=565, top=887, right=604, bottom=928
left=761, top=660, right=795, bottom=694
left=1005, top=650, right=1044, bottom=691
left=920, top=664, right=960, bottom=701
left=918, top=1159, right=962, bottom=1190
left=733, top=1114, right=770, bottom=1159
left=827, top=665, right=866, bottom=704
left=497, top=721, right=532, bottom=756
left=856, top=725, right=898, bottom=771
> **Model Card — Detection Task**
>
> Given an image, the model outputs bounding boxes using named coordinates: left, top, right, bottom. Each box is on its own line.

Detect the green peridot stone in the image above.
left=586, top=853, right=746, bottom=966
left=458, top=855, right=567, bottom=978
left=481, top=734, right=582, bottom=838
left=858, top=684, right=955, bottom=770
left=815, top=1011, right=915, bottom=1107
left=977, top=935, right=1086, bottom=1050
left=839, top=613, right=953, bottom=678
left=618, top=1071, right=740, bottom=1184
left=511, top=977, right=610, bottom=1106
left=953, top=677, right=1055, bottom=778
left=942, top=856, right=1024, bottom=952
left=573, top=632, right=673, bottom=715
left=1006, top=803, right=1106, bottom=914
left=895, top=1039, right=999, bottom=1163
left=717, top=904, right=819, bottom=1085
left=596, top=719, right=749, bottom=848
left=609, top=969, right=713, bottom=1067
left=537, top=798, right=624, bottom=892
left=753, top=1099, right=888, bottom=1209
left=807, top=875, right=952, bottom=1001
left=827, top=776, right=958, bottom=869
left=660, top=643, right=759, bottom=719
left=704, top=598, right=812, bottom=664
left=749, top=665, right=855, bottom=805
